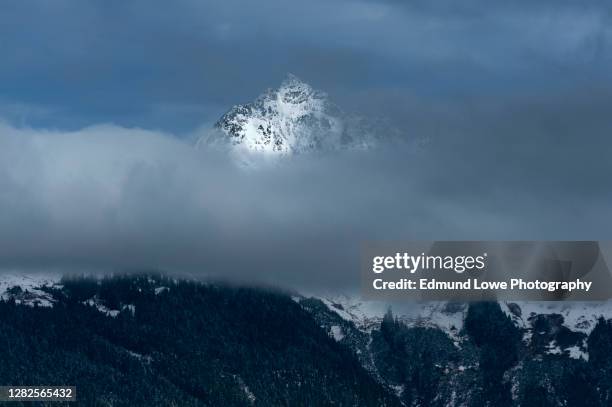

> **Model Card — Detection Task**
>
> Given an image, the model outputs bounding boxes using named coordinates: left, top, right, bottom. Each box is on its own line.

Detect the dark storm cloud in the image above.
left=0, top=1, right=611, bottom=290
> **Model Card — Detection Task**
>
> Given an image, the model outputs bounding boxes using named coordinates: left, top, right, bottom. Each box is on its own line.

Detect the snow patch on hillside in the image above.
left=330, top=325, right=345, bottom=341
left=0, top=272, right=62, bottom=307
left=84, top=297, right=120, bottom=317
left=314, top=295, right=466, bottom=340
left=502, top=301, right=612, bottom=334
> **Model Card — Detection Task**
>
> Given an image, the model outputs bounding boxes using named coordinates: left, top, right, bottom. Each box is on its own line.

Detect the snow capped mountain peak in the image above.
left=198, top=74, right=382, bottom=158
left=275, top=73, right=324, bottom=108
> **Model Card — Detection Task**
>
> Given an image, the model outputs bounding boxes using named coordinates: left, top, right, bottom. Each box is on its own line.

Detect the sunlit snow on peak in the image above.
left=198, top=74, right=391, bottom=161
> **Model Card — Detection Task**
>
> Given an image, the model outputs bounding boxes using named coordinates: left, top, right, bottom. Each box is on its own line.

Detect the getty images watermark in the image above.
left=361, top=241, right=612, bottom=301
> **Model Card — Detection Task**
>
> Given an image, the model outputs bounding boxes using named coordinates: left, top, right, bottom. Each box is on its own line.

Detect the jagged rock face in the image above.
left=296, top=296, right=612, bottom=406
left=202, top=75, right=379, bottom=156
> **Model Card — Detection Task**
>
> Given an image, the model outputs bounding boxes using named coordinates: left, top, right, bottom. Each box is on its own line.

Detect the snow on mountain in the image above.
left=312, top=294, right=612, bottom=335
left=84, top=296, right=121, bottom=317
left=300, top=293, right=612, bottom=360
left=499, top=301, right=612, bottom=360
left=329, top=325, right=345, bottom=341
left=315, top=295, right=390, bottom=331
left=198, top=74, right=394, bottom=159
left=3, top=271, right=611, bottom=361
left=310, top=294, right=466, bottom=339
left=500, top=301, right=612, bottom=335
left=0, top=272, right=137, bottom=317
left=0, top=272, right=62, bottom=307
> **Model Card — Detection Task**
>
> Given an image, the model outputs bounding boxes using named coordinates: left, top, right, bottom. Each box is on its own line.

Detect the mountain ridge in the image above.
left=2, top=272, right=612, bottom=405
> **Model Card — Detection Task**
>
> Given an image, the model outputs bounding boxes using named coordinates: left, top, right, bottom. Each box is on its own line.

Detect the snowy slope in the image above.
left=0, top=272, right=139, bottom=317
left=299, top=293, right=612, bottom=361
left=314, top=295, right=466, bottom=340
left=198, top=74, right=392, bottom=158
left=310, top=295, right=612, bottom=335
left=0, top=272, right=62, bottom=307
left=500, top=301, right=612, bottom=335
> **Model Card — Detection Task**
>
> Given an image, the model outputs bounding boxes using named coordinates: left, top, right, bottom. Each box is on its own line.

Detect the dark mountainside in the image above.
left=0, top=274, right=398, bottom=406
left=1, top=274, right=612, bottom=406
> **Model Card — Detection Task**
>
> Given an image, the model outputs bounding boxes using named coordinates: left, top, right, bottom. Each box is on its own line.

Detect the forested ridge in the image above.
left=2, top=275, right=612, bottom=406
left=0, top=274, right=398, bottom=406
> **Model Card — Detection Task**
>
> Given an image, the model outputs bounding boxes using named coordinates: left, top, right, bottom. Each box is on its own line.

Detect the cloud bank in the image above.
left=1, top=101, right=611, bottom=291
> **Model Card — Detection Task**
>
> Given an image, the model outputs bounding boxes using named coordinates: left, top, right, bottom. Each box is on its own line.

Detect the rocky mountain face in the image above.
left=296, top=295, right=612, bottom=406
left=198, top=75, right=396, bottom=158
left=2, top=273, right=612, bottom=406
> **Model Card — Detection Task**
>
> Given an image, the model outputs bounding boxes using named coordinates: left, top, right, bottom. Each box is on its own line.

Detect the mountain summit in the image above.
left=199, top=75, right=383, bottom=156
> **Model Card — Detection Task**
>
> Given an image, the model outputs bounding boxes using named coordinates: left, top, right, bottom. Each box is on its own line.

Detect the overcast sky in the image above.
left=1, top=1, right=611, bottom=289
left=2, top=0, right=611, bottom=131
